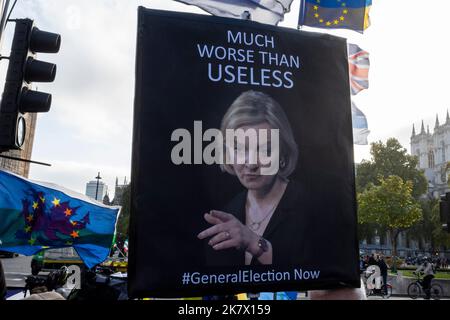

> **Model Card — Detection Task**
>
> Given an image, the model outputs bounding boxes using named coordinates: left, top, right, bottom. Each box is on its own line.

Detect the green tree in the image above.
left=357, top=222, right=377, bottom=245
left=430, top=202, right=450, bottom=250
left=407, top=198, right=435, bottom=251
left=404, top=163, right=450, bottom=253
left=358, top=175, right=423, bottom=271
left=410, top=197, right=450, bottom=252
left=356, top=138, right=428, bottom=249
left=356, top=138, right=427, bottom=199
left=116, top=184, right=131, bottom=238
left=408, top=198, right=439, bottom=252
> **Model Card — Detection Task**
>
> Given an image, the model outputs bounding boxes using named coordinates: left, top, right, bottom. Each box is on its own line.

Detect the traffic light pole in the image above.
left=1, top=11, right=61, bottom=167
left=0, top=18, right=61, bottom=151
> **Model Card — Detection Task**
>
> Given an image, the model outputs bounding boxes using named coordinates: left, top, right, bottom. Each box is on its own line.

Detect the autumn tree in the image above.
left=356, top=138, right=427, bottom=199
left=116, top=184, right=130, bottom=238
left=358, top=175, right=422, bottom=271
left=356, top=138, right=427, bottom=248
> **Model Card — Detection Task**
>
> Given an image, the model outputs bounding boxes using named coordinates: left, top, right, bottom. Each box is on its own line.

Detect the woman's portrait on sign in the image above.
left=198, top=90, right=312, bottom=266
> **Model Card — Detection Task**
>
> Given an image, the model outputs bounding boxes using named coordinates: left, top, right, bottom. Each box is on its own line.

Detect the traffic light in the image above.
left=439, top=192, right=450, bottom=233
left=0, top=19, right=60, bottom=151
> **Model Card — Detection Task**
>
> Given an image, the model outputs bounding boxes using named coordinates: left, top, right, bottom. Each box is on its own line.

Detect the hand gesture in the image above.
left=197, top=210, right=259, bottom=253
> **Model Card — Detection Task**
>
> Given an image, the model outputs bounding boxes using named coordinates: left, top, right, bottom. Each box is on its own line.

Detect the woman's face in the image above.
left=228, top=121, right=279, bottom=191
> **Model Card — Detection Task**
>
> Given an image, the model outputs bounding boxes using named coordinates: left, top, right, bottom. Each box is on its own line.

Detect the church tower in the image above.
left=411, top=111, right=450, bottom=197
left=411, top=120, right=429, bottom=169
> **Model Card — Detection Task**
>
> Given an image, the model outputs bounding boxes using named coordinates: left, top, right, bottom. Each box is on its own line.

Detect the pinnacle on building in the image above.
left=411, top=111, right=450, bottom=197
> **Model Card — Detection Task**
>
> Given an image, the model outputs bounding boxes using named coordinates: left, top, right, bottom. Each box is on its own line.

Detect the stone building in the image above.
left=85, top=180, right=108, bottom=202
left=410, top=112, right=450, bottom=198
left=0, top=113, right=37, bottom=178
left=112, top=177, right=128, bottom=205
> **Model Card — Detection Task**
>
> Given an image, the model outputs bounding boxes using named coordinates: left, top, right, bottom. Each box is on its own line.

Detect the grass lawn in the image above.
left=389, top=270, right=450, bottom=280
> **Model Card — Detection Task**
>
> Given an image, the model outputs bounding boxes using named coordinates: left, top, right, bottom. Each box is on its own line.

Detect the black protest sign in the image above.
left=129, top=7, right=359, bottom=298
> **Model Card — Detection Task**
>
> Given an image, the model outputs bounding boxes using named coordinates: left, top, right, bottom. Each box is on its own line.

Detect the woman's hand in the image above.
left=197, top=210, right=259, bottom=254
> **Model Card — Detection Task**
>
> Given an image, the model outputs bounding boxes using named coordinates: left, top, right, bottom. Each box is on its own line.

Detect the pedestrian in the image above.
left=359, top=256, right=366, bottom=274
left=435, top=258, right=441, bottom=270
left=377, top=255, right=389, bottom=294
left=364, top=255, right=369, bottom=268
left=368, top=253, right=377, bottom=266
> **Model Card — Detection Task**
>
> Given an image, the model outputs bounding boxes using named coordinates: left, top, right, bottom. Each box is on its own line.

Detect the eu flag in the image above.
left=298, top=0, right=371, bottom=33
left=0, top=170, right=120, bottom=268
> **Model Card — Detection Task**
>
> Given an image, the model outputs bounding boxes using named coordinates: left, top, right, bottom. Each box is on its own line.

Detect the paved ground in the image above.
left=368, top=295, right=449, bottom=300
left=1, top=255, right=32, bottom=287
left=2, top=256, right=449, bottom=300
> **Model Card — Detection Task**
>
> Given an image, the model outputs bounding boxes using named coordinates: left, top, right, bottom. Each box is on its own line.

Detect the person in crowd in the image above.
left=377, top=255, right=389, bottom=294
left=415, top=257, right=435, bottom=300
left=368, top=253, right=377, bottom=266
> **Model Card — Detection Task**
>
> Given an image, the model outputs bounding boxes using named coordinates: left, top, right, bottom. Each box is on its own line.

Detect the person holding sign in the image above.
left=198, top=90, right=304, bottom=266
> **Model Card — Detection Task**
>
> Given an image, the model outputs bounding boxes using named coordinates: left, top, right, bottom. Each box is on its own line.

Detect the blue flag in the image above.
left=0, top=170, right=120, bottom=268
left=351, top=101, right=370, bottom=145
left=298, top=0, right=372, bottom=33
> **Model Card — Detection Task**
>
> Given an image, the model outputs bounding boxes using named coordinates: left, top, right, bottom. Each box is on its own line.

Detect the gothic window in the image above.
left=428, top=150, right=435, bottom=168
left=441, top=141, right=446, bottom=162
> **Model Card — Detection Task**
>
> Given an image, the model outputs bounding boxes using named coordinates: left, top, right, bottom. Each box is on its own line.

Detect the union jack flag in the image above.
left=348, top=43, right=369, bottom=95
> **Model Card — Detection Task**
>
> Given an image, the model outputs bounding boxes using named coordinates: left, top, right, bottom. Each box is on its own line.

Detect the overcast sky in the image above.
left=1, top=0, right=450, bottom=196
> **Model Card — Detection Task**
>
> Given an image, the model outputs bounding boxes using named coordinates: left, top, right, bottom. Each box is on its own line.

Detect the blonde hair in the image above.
left=220, top=90, right=298, bottom=179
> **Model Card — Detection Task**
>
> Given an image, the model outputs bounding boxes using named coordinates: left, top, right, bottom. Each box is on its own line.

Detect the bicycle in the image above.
left=407, top=272, right=443, bottom=300
left=362, top=267, right=392, bottom=299
left=365, top=283, right=393, bottom=299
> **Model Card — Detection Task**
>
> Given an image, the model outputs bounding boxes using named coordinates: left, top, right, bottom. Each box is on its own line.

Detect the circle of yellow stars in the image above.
left=24, top=196, right=80, bottom=245
left=24, top=197, right=47, bottom=245
left=312, top=0, right=348, bottom=27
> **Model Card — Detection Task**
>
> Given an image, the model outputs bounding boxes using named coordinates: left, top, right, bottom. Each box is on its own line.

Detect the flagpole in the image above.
left=297, top=0, right=306, bottom=30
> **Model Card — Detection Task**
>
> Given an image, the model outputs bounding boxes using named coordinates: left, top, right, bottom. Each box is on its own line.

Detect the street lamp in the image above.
left=95, top=172, right=102, bottom=201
